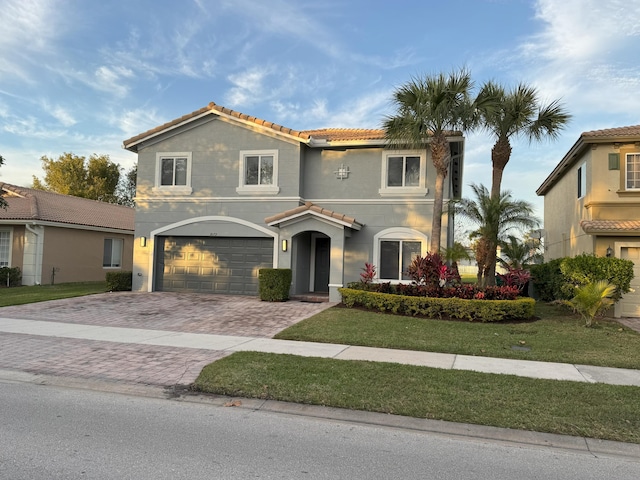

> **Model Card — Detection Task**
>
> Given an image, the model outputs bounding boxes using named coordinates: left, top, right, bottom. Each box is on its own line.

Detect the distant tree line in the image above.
left=32, top=153, right=137, bottom=207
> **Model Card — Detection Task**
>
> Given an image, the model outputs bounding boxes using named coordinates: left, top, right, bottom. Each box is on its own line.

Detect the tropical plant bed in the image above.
left=339, top=287, right=535, bottom=322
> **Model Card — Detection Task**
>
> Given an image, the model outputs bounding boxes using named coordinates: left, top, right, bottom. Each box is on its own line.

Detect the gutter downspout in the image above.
left=25, top=223, right=43, bottom=285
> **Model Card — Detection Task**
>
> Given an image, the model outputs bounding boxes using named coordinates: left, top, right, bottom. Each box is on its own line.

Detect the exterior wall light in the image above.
left=606, top=245, right=613, bottom=257
left=282, top=239, right=288, bottom=252
left=140, top=236, right=147, bottom=247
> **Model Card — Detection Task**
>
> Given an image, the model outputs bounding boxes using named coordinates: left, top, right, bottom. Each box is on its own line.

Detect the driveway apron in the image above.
left=0, top=292, right=333, bottom=386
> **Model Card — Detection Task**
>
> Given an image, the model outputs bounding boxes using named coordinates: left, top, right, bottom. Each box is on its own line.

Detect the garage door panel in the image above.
left=158, top=236, right=273, bottom=294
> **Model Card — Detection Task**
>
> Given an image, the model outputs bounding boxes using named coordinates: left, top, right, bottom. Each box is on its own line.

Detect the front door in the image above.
left=313, top=237, right=330, bottom=293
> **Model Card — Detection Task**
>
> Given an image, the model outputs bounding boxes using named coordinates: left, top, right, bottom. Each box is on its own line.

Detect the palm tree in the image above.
left=498, top=234, right=543, bottom=270
left=453, top=184, right=539, bottom=286
left=477, top=82, right=571, bottom=199
left=383, top=69, right=478, bottom=252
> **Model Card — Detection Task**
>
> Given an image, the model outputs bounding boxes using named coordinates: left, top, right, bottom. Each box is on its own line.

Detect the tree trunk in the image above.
left=431, top=171, right=445, bottom=253
left=490, top=136, right=512, bottom=199
left=430, top=134, right=450, bottom=253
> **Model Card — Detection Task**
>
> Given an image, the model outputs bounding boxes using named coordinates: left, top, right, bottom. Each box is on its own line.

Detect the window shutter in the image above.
left=608, top=153, right=620, bottom=170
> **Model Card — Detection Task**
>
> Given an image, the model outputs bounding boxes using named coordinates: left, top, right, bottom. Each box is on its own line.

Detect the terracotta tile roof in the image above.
left=580, top=219, right=640, bottom=234
left=123, top=101, right=464, bottom=152
left=123, top=102, right=311, bottom=150
left=0, top=183, right=134, bottom=232
left=581, top=125, right=640, bottom=138
left=265, top=202, right=362, bottom=230
left=301, top=128, right=385, bottom=142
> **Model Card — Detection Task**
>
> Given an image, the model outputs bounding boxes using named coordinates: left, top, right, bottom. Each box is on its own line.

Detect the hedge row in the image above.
left=339, top=288, right=535, bottom=322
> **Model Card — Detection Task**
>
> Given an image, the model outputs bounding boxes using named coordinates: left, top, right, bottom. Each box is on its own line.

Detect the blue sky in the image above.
left=1, top=0, right=639, bottom=219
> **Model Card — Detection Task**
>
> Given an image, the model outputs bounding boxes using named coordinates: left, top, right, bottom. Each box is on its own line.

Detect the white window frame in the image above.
left=625, top=153, right=640, bottom=191
left=0, top=227, right=13, bottom=267
left=577, top=161, right=586, bottom=199
left=237, top=149, right=280, bottom=195
left=103, top=238, right=124, bottom=269
left=379, top=150, right=428, bottom=197
left=154, top=152, right=193, bottom=194
left=373, top=228, right=429, bottom=283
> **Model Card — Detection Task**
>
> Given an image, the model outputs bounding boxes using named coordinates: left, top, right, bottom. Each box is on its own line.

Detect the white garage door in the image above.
left=619, top=246, right=640, bottom=317
left=157, top=236, right=273, bottom=295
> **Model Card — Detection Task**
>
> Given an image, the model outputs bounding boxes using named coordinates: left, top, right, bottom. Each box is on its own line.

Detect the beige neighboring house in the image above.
left=0, top=183, right=134, bottom=285
left=536, top=125, right=640, bottom=317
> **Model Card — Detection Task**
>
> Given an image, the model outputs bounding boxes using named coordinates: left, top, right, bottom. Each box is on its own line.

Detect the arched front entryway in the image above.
left=291, top=231, right=331, bottom=295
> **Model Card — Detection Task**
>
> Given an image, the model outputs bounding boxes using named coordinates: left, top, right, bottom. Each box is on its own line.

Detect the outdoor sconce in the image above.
left=282, top=239, right=288, bottom=252
left=606, top=245, right=613, bottom=257
left=140, top=236, right=147, bottom=247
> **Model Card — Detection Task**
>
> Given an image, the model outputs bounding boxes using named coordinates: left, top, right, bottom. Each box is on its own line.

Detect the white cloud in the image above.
left=111, top=108, right=164, bottom=140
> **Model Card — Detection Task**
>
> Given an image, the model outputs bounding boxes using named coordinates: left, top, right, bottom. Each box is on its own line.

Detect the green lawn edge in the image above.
left=0, top=282, right=108, bottom=307
left=193, top=351, right=640, bottom=444
left=274, top=305, right=640, bottom=369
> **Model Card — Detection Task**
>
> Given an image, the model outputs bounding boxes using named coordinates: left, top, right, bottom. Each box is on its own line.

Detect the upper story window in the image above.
left=155, top=152, right=192, bottom=194
left=626, top=153, right=640, bottom=190
left=0, top=228, right=12, bottom=267
left=577, top=162, right=586, bottom=199
left=237, top=149, right=279, bottom=195
left=103, top=238, right=123, bottom=268
left=379, top=151, right=427, bottom=197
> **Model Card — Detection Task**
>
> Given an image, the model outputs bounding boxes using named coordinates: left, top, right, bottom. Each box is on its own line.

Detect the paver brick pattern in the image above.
left=0, top=292, right=333, bottom=337
left=0, top=292, right=334, bottom=386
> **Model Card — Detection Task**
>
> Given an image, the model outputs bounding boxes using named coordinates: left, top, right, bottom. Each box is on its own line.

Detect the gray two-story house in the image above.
left=124, top=102, right=464, bottom=302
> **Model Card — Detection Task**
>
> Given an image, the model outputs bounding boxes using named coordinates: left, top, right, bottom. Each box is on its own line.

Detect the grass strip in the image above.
left=274, top=305, right=640, bottom=369
left=193, top=351, right=640, bottom=444
left=0, top=282, right=108, bottom=307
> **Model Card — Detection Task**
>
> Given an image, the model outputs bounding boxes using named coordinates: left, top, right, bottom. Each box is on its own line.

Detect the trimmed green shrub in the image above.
left=339, top=288, right=535, bottom=322
left=105, top=271, right=132, bottom=291
left=259, top=268, right=292, bottom=302
left=530, top=258, right=564, bottom=301
left=560, top=254, right=633, bottom=301
left=0, top=266, right=22, bottom=287
left=531, top=255, right=634, bottom=302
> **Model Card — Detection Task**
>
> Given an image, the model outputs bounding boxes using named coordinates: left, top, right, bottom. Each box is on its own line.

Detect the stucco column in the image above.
left=328, top=233, right=344, bottom=303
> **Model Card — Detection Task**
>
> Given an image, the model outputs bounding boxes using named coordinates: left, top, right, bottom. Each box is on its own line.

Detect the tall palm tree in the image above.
left=498, top=234, right=543, bottom=270
left=453, top=184, right=539, bottom=286
left=477, top=82, right=571, bottom=199
left=383, top=69, right=477, bottom=252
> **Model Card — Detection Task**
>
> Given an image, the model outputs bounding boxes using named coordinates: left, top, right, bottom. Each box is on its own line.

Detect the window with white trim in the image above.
left=379, top=151, right=427, bottom=196
left=103, top=238, right=123, bottom=268
left=0, top=229, right=11, bottom=267
left=373, top=228, right=428, bottom=282
left=626, top=153, right=640, bottom=190
left=155, top=152, right=192, bottom=193
left=237, top=149, right=279, bottom=194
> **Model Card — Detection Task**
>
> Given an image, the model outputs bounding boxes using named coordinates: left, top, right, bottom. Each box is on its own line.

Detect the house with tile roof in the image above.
left=124, top=102, right=464, bottom=302
left=536, top=125, right=640, bottom=317
left=0, top=183, right=134, bottom=285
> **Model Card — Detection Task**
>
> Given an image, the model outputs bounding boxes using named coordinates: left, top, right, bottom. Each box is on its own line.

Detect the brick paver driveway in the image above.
left=0, top=292, right=333, bottom=387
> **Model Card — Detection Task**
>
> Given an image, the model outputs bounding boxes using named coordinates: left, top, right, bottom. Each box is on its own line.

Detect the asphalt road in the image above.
left=1, top=380, right=639, bottom=480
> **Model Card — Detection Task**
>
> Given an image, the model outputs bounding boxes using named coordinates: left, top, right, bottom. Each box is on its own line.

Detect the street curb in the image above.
left=3, top=368, right=637, bottom=462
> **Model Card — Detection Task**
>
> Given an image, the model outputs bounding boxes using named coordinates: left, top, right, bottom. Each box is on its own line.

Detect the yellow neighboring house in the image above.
left=536, top=125, right=640, bottom=317
left=0, top=183, right=134, bottom=286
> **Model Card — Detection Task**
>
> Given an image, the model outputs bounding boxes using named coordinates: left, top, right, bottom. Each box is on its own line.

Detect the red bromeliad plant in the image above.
left=360, top=262, right=377, bottom=284
left=406, top=253, right=459, bottom=287
left=497, top=267, right=531, bottom=292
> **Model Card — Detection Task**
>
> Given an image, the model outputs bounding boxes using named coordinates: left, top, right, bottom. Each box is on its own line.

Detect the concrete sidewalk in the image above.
left=2, top=317, right=640, bottom=387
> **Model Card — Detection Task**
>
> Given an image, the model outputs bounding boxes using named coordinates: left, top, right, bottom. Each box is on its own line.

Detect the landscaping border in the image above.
left=339, top=288, right=535, bottom=322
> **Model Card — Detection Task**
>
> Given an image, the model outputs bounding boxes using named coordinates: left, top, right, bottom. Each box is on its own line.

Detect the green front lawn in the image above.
left=193, top=301, right=640, bottom=443
left=0, top=282, right=108, bottom=307
left=274, top=303, right=640, bottom=369
left=194, top=351, right=640, bottom=444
